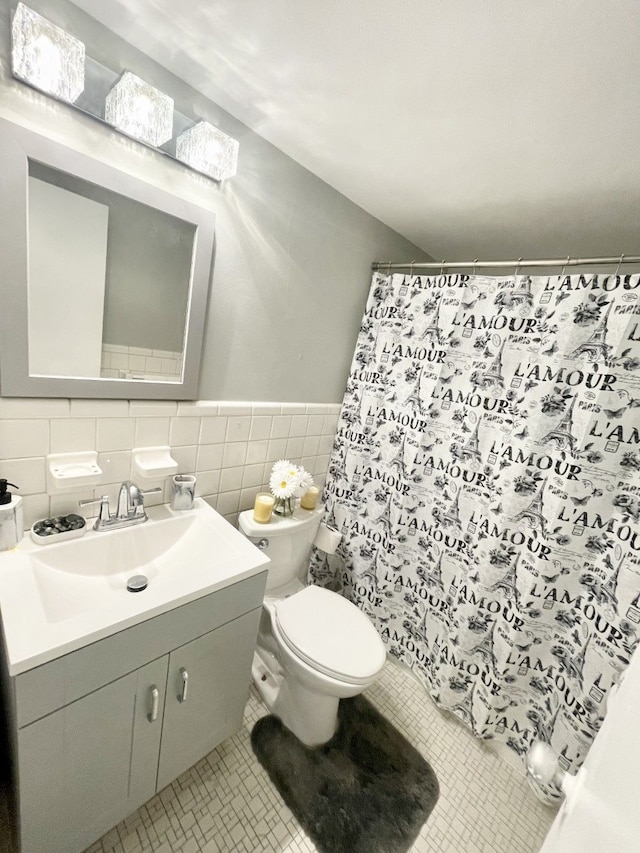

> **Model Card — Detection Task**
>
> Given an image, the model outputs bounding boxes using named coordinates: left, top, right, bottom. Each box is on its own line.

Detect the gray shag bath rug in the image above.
left=251, top=695, right=439, bottom=853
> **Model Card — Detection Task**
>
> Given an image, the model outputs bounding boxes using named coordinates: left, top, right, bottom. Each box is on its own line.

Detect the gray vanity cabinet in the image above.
left=7, top=573, right=266, bottom=853
left=158, top=610, right=260, bottom=790
left=18, top=657, right=169, bottom=853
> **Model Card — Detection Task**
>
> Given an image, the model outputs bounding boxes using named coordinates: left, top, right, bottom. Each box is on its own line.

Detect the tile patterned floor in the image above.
left=86, top=659, right=557, bottom=853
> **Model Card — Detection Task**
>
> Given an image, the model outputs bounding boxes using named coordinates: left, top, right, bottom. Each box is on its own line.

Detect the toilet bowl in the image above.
left=239, top=505, right=386, bottom=746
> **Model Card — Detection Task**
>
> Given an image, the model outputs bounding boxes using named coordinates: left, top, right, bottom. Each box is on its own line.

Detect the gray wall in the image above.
left=0, top=0, right=429, bottom=403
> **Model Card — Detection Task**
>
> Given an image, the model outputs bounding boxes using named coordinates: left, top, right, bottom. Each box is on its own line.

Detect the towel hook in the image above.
left=615, top=254, right=625, bottom=275
left=561, top=255, right=570, bottom=276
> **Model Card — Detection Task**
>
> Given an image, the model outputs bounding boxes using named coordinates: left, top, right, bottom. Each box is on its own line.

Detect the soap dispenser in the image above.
left=0, top=480, right=23, bottom=551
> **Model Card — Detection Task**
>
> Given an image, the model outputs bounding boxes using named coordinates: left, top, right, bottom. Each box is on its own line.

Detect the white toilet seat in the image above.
left=274, top=586, right=386, bottom=685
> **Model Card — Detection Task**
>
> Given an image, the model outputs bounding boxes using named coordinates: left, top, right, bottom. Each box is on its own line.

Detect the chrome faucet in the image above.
left=79, top=480, right=162, bottom=531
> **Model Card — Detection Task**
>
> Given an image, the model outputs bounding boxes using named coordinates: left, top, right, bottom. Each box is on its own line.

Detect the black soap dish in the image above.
left=31, top=513, right=87, bottom=545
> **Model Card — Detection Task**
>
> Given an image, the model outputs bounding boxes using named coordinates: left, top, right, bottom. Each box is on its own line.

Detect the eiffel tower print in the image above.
left=430, top=551, right=445, bottom=589
left=511, top=276, right=534, bottom=308
left=490, top=554, right=523, bottom=609
left=540, top=396, right=577, bottom=453
left=458, top=417, right=483, bottom=464
left=479, top=340, right=506, bottom=389
left=599, top=555, right=623, bottom=613
left=419, top=296, right=443, bottom=344
left=451, top=681, right=477, bottom=733
left=569, top=302, right=613, bottom=361
left=403, top=367, right=429, bottom=416
left=512, top=479, right=548, bottom=535
left=469, top=622, right=499, bottom=673
left=441, top=489, right=462, bottom=530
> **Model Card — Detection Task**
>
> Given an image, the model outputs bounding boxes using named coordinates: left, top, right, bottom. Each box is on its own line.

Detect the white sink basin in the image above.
left=0, top=499, right=269, bottom=675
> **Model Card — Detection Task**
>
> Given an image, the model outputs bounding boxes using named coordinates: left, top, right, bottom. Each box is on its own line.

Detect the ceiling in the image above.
left=70, top=0, right=640, bottom=262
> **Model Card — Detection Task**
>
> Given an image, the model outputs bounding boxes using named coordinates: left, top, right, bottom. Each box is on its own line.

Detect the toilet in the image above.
left=238, top=504, right=386, bottom=746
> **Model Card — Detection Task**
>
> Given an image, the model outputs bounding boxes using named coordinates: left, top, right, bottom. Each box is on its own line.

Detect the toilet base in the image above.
left=251, top=649, right=339, bottom=747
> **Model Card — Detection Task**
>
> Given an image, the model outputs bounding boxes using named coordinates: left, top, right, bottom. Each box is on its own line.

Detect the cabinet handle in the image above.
left=179, top=667, right=189, bottom=703
left=148, top=685, right=159, bottom=722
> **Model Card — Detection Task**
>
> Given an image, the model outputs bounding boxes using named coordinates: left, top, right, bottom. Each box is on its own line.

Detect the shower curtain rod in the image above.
left=371, top=254, right=640, bottom=272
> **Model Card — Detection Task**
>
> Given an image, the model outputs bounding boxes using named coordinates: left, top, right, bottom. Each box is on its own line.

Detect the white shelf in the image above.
left=132, top=446, right=178, bottom=479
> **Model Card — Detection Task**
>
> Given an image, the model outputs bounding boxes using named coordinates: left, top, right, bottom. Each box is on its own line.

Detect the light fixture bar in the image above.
left=11, top=2, right=85, bottom=103
left=176, top=120, right=239, bottom=181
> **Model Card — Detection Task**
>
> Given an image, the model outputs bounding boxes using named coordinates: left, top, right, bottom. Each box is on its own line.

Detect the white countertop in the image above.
left=0, top=499, right=269, bottom=676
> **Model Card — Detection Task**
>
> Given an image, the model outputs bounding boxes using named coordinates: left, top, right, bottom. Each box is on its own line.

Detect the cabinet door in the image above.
left=18, top=656, right=168, bottom=853
left=157, top=608, right=260, bottom=790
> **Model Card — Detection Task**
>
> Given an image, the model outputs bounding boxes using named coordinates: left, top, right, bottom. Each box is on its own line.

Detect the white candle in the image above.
left=253, top=492, right=275, bottom=523
left=300, top=485, right=319, bottom=511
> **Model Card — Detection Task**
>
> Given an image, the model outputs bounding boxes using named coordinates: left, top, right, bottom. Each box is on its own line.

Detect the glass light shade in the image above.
left=11, top=2, right=85, bottom=103
left=176, top=121, right=239, bottom=181
left=105, top=72, right=174, bottom=147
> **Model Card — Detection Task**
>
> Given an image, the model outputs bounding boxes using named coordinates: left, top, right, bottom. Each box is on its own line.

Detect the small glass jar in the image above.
left=253, top=492, right=275, bottom=523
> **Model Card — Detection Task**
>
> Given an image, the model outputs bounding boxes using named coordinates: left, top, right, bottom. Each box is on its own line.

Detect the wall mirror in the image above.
left=0, top=119, right=216, bottom=399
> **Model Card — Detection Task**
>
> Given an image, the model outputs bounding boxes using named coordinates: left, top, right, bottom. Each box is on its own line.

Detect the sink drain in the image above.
left=127, top=575, right=148, bottom=593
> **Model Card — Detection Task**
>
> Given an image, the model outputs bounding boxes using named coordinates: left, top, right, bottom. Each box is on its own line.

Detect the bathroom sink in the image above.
left=0, top=499, right=269, bottom=675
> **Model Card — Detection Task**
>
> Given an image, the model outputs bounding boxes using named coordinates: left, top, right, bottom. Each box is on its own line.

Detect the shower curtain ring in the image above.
left=515, top=257, right=522, bottom=277
left=561, top=255, right=570, bottom=276
left=440, top=259, right=446, bottom=275
left=615, top=254, right=625, bottom=275
left=410, top=260, right=415, bottom=276
left=473, top=258, right=479, bottom=275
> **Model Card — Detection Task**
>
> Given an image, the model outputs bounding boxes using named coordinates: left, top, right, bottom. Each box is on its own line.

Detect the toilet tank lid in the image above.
left=238, top=505, right=324, bottom=538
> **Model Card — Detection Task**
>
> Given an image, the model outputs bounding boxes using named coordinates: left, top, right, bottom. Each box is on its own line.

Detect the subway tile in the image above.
left=318, top=434, right=334, bottom=454
left=327, top=403, right=342, bottom=415
left=250, top=403, right=282, bottom=415
left=195, top=470, right=220, bottom=496
left=172, top=445, right=197, bottom=473
left=246, top=441, right=269, bottom=465
left=0, top=398, right=70, bottom=419
left=0, top=457, right=45, bottom=495
left=302, top=436, right=320, bottom=456
left=176, top=401, right=218, bottom=417
left=50, top=488, right=94, bottom=519
left=241, top=464, right=266, bottom=490
left=217, top=403, right=253, bottom=416
left=249, top=416, right=272, bottom=442
left=216, top=490, right=239, bottom=515
left=305, top=403, right=329, bottom=415
left=288, top=415, right=308, bottom=437
left=226, top=416, right=251, bottom=443
left=280, top=403, right=307, bottom=415
left=219, top=467, right=244, bottom=492
left=129, top=401, right=178, bottom=417
left=98, top=451, right=132, bottom=484
left=239, top=487, right=260, bottom=512
left=196, top=444, right=224, bottom=471
left=266, top=438, right=287, bottom=461
left=222, top=442, right=247, bottom=468
left=134, top=418, right=171, bottom=447
left=21, top=493, right=50, bottom=531
left=97, top=418, right=136, bottom=452
left=0, top=419, right=49, bottom=459
left=199, top=417, right=227, bottom=444
left=285, top=437, right=305, bottom=459
left=70, top=400, right=129, bottom=417
left=306, top=415, right=325, bottom=434
left=170, top=417, right=201, bottom=447
left=270, top=416, right=291, bottom=439
left=50, top=418, right=96, bottom=453
left=322, top=413, right=340, bottom=434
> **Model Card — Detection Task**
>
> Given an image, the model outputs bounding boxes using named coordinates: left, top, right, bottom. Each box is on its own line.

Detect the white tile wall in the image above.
left=0, top=399, right=340, bottom=532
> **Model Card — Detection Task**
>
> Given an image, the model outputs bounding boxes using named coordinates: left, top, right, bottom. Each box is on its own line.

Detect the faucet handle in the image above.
left=140, top=488, right=162, bottom=497
left=79, top=495, right=111, bottom=523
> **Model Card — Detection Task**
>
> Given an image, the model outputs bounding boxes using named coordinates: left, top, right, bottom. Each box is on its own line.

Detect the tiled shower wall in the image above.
left=0, top=399, right=339, bottom=531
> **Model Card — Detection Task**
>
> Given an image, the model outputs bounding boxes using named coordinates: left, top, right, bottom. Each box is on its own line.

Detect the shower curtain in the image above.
left=311, top=270, right=640, bottom=783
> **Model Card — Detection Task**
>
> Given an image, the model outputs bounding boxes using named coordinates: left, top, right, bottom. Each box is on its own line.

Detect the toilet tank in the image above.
left=238, top=505, right=324, bottom=594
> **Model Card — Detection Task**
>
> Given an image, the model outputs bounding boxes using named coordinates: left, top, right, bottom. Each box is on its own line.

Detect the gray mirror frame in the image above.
left=0, top=119, right=216, bottom=400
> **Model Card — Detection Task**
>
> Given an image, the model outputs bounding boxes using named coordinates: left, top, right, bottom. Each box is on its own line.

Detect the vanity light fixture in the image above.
left=176, top=120, right=239, bottom=181
left=11, top=2, right=85, bottom=103
left=105, top=71, right=174, bottom=147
